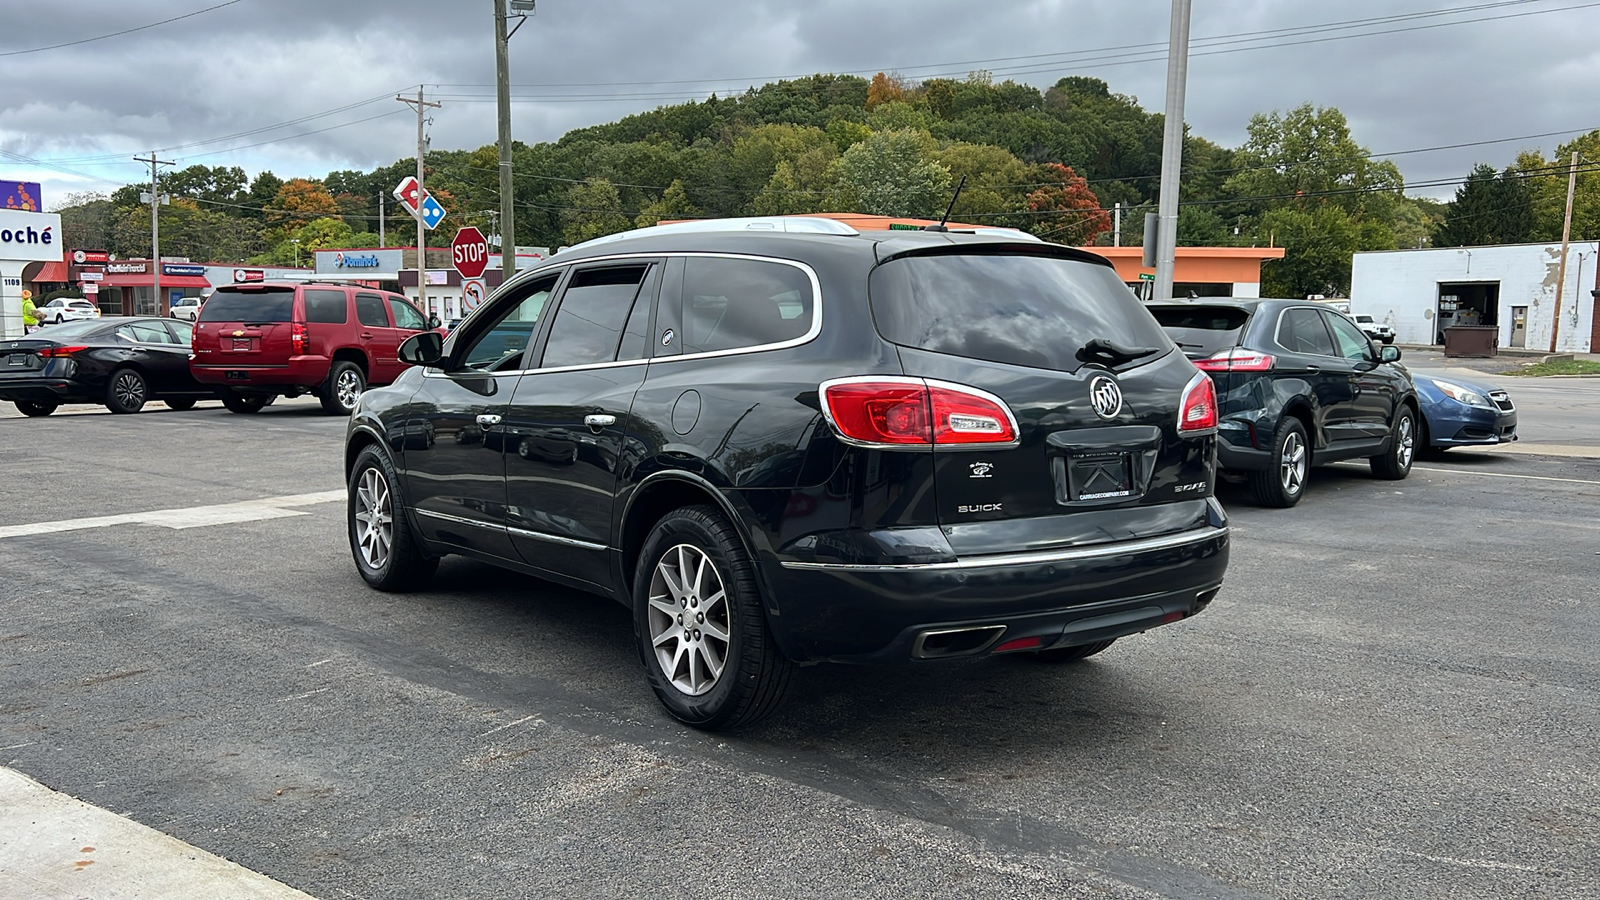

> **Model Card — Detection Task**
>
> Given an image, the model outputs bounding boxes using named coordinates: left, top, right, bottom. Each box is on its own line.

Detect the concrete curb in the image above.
left=0, top=767, right=318, bottom=900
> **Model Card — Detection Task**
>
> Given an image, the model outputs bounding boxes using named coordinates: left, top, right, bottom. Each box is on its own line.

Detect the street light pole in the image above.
left=135, top=152, right=173, bottom=315
left=1153, top=0, right=1193, bottom=303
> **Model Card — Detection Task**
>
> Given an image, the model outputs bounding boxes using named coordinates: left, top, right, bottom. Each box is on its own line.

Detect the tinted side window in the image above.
left=303, top=289, right=349, bottom=324
left=1276, top=308, right=1337, bottom=356
left=682, top=257, right=813, bottom=355
left=166, top=320, right=194, bottom=344
left=388, top=297, right=426, bottom=331
left=616, top=265, right=660, bottom=361
left=870, top=254, right=1168, bottom=373
left=118, top=322, right=179, bottom=344
left=540, top=265, right=649, bottom=368
left=355, top=293, right=389, bottom=328
left=458, top=274, right=558, bottom=372
left=1325, top=312, right=1374, bottom=361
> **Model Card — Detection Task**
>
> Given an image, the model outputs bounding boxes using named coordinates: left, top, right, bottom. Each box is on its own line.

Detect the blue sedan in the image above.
left=1411, top=372, right=1518, bottom=451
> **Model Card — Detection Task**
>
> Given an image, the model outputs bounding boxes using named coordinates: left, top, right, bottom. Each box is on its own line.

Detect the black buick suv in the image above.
left=343, top=218, right=1230, bottom=728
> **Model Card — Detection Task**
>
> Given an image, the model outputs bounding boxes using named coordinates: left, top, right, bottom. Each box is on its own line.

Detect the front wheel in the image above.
left=635, top=506, right=793, bottom=730
left=1248, top=417, right=1308, bottom=508
left=221, top=389, right=270, bottom=414
left=15, top=400, right=57, bottom=417
left=106, top=368, right=148, bottom=413
left=1371, top=406, right=1416, bottom=480
left=348, top=445, right=438, bottom=591
left=321, top=361, right=366, bottom=415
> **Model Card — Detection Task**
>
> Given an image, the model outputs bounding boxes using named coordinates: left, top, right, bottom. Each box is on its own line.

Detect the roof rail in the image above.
left=560, top=216, right=861, bottom=254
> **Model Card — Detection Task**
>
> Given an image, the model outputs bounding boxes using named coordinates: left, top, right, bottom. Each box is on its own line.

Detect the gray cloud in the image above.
left=4, top=0, right=1599, bottom=206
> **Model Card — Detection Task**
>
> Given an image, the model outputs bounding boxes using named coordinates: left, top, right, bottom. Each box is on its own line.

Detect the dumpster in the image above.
left=1444, top=325, right=1498, bottom=358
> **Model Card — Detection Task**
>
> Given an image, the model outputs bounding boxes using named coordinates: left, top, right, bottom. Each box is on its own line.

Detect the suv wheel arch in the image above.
left=618, top=471, right=777, bottom=615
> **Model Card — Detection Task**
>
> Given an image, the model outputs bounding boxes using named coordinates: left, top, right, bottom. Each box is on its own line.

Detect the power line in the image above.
left=0, top=0, right=247, bottom=58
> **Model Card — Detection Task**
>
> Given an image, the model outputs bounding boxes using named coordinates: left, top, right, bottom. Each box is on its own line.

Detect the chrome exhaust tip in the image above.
left=911, top=625, right=1007, bottom=659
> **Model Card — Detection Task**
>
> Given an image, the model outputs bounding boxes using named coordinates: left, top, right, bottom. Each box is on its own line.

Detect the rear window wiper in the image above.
left=1077, top=337, right=1160, bottom=369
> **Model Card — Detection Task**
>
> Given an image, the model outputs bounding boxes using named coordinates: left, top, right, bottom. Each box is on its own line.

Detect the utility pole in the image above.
left=1551, top=150, right=1579, bottom=353
left=398, top=88, right=441, bottom=309
left=378, top=191, right=386, bottom=248
left=1153, top=0, right=1193, bottom=303
left=134, top=152, right=174, bottom=315
left=1113, top=202, right=1121, bottom=247
left=495, top=0, right=534, bottom=281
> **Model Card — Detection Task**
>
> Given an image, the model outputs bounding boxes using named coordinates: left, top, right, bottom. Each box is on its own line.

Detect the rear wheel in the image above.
left=635, top=506, right=793, bottom=730
left=1249, top=417, right=1308, bottom=508
left=321, top=361, right=366, bottom=415
left=220, top=389, right=270, bottom=414
left=15, top=401, right=57, bottom=417
left=1370, top=405, right=1417, bottom=480
left=348, top=445, right=438, bottom=591
left=1034, top=639, right=1116, bottom=663
left=164, top=398, right=197, bottom=411
left=105, top=368, right=148, bottom=414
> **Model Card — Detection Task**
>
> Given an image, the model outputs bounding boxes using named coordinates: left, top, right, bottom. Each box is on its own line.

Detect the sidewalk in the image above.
left=0, top=767, right=316, bottom=900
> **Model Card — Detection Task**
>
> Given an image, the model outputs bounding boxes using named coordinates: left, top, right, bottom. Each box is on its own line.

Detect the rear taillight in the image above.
left=820, top=377, right=1019, bottom=448
left=1178, top=371, right=1218, bottom=434
left=1193, top=348, right=1274, bottom=373
left=38, top=346, right=89, bottom=358
left=291, top=322, right=308, bottom=355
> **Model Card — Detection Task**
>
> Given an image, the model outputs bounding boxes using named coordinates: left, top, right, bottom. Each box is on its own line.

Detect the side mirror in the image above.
left=1380, top=345, right=1402, bottom=363
left=398, top=331, right=445, bottom=367
left=427, top=314, right=441, bottom=330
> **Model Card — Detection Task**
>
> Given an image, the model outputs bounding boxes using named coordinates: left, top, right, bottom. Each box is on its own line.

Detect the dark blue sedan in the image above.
left=1411, top=372, right=1518, bottom=450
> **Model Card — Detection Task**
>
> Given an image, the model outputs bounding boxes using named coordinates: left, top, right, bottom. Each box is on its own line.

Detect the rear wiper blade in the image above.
left=1077, top=337, right=1160, bottom=368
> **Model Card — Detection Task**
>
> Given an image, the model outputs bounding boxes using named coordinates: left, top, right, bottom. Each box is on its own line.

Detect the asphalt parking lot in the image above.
left=2, top=387, right=1598, bottom=900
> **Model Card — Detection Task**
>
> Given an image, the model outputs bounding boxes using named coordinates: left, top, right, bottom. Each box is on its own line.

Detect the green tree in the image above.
left=934, top=142, right=1031, bottom=226
left=253, top=217, right=380, bottom=266
left=635, top=180, right=702, bottom=228
left=1259, top=205, right=1364, bottom=298
left=835, top=129, right=951, bottom=217
left=1512, top=130, right=1600, bottom=241
left=1432, top=164, right=1536, bottom=247
left=562, top=178, right=632, bottom=245
left=1223, top=104, right=1403, bottom=220
left=54, top=191, right=116, bottom=251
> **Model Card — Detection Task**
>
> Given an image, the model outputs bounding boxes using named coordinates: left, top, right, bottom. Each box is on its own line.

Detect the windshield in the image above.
left=1149, top=305, right=1252, bottom=358
left=869, top=253, right=1170, bottom=373
left=1355, top=315, right=1374, bottom=323
left=199, top=288, right=294, bottom=323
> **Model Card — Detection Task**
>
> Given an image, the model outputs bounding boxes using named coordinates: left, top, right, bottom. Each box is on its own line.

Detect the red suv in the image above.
left=191, top=281, right=435, bottom=414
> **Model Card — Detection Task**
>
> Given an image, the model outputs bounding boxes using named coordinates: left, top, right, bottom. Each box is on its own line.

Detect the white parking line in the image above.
left=1412, top=466, right=1600, bottom=487
left=0, top=490, right=346, bottom=540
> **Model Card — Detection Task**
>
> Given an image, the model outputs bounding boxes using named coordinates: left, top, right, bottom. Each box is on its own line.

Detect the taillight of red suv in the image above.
left=819, top=377, right=1019, bottom=448
left=291, top=321, right=309, bottom=356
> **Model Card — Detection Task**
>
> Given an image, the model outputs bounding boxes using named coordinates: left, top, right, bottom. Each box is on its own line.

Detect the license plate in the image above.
left=1063, top=452, right=1135, bottom=502
left=226, top=371, right=248, bottom=380
left=231, top=338, right=251, bottom=351
left=5, top=355, right=25, bottom=366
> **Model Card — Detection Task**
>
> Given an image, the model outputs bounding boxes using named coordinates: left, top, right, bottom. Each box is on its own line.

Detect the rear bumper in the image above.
left=0, top=377, right=86, bottom=404
left=1216, top=418, right=1271, bottom=471
left=191, top=355, right=330, bottom=392
left=765, top=522, right=1230, bottom=663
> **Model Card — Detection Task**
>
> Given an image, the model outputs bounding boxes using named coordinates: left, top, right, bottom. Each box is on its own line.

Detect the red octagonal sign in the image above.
left=451, top=226, right=489, bottom=279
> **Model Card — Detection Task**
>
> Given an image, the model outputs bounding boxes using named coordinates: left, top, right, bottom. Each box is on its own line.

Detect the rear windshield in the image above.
left=869, top=253, right=1170, bottom=372
left=1149, top=305, right=1251, bottom=357
left=198, top=288, right=294, bottom=323
left=29, top=319, right=108, bottom=340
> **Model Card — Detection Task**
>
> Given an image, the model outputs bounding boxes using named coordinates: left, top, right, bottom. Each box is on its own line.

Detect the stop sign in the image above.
left=451, top=226, right=489, bottom=279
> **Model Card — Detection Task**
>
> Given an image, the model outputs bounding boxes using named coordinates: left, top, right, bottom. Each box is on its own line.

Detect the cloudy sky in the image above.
left=4, top=0, right=1599, bottom=208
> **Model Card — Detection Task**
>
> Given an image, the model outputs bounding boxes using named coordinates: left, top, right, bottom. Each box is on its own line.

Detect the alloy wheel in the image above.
left=354, top=467, right=393, bottom=571
left=336, top=369, right=363, bottom=410
left=1280, top=431, right=1307, bottom=495
left=647, top=543, right=732, bottom=697
left=113, top=372, right=145, bottom=409
left=1397, top=415, right=1415, bottom=469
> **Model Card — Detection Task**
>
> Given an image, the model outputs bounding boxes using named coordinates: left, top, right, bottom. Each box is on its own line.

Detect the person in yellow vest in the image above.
left=21, top=291, right=39, bottom=333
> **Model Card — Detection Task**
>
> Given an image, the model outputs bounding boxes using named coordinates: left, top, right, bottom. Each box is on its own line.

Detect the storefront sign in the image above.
left=233, top=268, right=265, bottom=283
left=0, top=210, right=63, bottom=262
left=83, top=282, right=100, bottom=295
left=72, top=249, right=111, bottom=264
left=314, top=248, right=402, bottom=276
left=335, top=252, right=380, bottom=268
left=106, top=262, right=148, bottom=274
left=80, top=271, right=104, bottom=281
left=163, top=264, right=207, bottom=277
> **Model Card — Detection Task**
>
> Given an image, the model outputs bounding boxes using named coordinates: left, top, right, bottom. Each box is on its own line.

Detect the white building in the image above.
left=1350, top=242, right=1598, bottom=353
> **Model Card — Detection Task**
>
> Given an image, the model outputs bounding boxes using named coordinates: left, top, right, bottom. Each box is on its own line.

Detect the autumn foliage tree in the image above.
left=865, top=72, right=908, bottom=110
left=1025, top=163, right=1109, bottom=244
left=267, top=179, right=340, bottom=231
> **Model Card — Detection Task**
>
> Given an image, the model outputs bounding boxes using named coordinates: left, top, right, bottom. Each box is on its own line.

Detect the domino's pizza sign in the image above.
left=0, top=210, right=63, bottom=262
left=335, top=252, right=380, bottom=269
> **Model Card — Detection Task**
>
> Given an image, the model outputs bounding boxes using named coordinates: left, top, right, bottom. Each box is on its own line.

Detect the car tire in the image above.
left=1034, top=638, right=1116, bottom=663
left=634, top=505, right=794, bottom=730
left=1370, top=405, right=1417, bottom=480
left=1248, top=417, right=1308, bottom=508
left=321, top=361, right=366, bottom=415
left=55, top=315, right=64, bottom=324
left=220, top=389, right=270, bottom=414
left=105, top=368, right=148, bottom=414
left=348, top=445, right=438, bottom=592
left=15, top=400, right=57, bottom=417
left=164, top=398, right=197, bottom=411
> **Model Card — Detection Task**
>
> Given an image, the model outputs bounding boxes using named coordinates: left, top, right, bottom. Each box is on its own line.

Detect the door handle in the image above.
left=476, top=414, right=502, bottom=429
left=360, top=332, right=373, bottom=339
left=584, top=414, right=616, bottom=429
left=1305, top=365, right=1321, bottom=373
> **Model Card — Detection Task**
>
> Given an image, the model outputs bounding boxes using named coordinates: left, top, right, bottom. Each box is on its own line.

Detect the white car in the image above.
left=169, top=296, right=205, bottom=321
left=1352, top=314, right=1395, bottom=345
left=36, top=298, right=101, bottom=324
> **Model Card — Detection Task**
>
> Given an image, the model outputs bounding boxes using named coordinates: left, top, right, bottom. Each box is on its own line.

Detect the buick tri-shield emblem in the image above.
left=1088, top=375, right=1123, bottom=419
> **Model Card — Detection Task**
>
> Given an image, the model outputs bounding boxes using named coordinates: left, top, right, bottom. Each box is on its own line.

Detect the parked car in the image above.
left=1411, top=371, right=1517, bottom=452
left=0, top=317, right=216, bottom=415
left=35, top=298, right=100, bottom=325
left=190, top=281, right=437, bottom=415
left=344, top=217, right=1230, bottom=729
left=169, top=296, right=205, bottom=321
left=1352, top=314, right=1395, bottom=344
left=1149, top=298, right=1419, bottom=508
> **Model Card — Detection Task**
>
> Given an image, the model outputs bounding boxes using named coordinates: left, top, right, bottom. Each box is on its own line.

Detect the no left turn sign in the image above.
left=461, top=277, right=487, bottom=312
